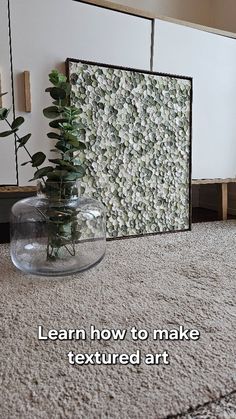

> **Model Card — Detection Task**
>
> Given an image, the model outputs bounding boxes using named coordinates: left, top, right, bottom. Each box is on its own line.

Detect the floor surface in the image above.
left=0, top=221, right=235, bottom=418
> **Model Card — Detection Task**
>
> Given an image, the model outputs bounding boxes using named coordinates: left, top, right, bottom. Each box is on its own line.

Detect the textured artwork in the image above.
left=67, top=59, right=192, bottom=239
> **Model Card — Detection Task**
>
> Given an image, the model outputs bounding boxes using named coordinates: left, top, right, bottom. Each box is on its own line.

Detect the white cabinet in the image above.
left=9, top=0, right=152, bottom=185
left=0, top=0, right=17, bottom=185
left=153, top=19, right=236, bottom=179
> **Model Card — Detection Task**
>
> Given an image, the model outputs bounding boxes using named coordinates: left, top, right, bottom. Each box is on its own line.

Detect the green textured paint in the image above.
left=69, top=61, right=191, bottom=238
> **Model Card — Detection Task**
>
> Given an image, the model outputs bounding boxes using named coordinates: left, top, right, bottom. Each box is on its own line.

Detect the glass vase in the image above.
left=10, top=180, right=106, bottom=276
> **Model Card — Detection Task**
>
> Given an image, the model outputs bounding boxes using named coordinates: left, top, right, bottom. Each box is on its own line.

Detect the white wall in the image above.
left=0, top=0, right=17, bottom=185
left=2, top=0, right=236, bottom=185
left=10, top=0, right=151, bottom=185
left=153, top=19, right=236, bottom=179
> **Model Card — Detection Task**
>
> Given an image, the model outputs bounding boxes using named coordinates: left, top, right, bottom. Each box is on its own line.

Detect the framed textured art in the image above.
left=66, top=58, right=192, bottom=239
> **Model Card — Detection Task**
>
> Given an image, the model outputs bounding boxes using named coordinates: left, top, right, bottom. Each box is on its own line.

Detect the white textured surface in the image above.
left=0, top=222, right=236, bottom=418
left=69, top=61, right=191, bottom=237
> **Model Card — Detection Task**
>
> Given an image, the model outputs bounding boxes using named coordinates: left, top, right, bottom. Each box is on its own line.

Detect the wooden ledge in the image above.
left=0, top=179, right=234, bottom=222
left=192, top=178, right=235, bottom=221
left=0, top=186, right=36, bottom=197
left=192, top=178, right=236, bottom=185
left=79, top=0, right=154, bottom=19
left=1, top=179, right=236, bottom=192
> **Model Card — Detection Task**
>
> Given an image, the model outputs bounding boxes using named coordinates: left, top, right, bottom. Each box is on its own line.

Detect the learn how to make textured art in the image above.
left=67, top=59, right=192, bottom=239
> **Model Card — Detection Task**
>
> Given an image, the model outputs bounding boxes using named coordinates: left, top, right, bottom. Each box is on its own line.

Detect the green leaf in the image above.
left=30, top=166, right=54, bottom=181
left=43, top=106, right=61, bottom=119
left=66, top=138, right=79, bottom=147
left=57, top=74, right=67, bottom=84
left=49, top=70, right=59, bottom=85
left=49, top=118, right=67, bottom=129
left=21, top=160, right=31, bottom=166
left=0, top=130, right=15, bottom=137
left=31, top=151, right=46, bottom=167
left=11, top=116, right=24, bottom=130
left=47, top=169, right=69, bottom=180
left=48, top=159, right=77, bottom=171
left=77, top=141, right=86, bottom=150
left=65, top=133, right=78, bottom=142
left=45, top=87, right=53, bottom=93
left=47, top=132, right=62, bottom=140
left=54, top=164, right=85, bottom=179
left=63, top=172, right=78, bottom=181
left=49, top=70, right=67, bottom=86
left=17, top=133, right=31, bottom=148
left=48, top=158, right=63, bottom=165
left=0, top=108, right=10, bottom=120
left=48, top=83, right=70, bottom=95
left=52, top=99, right=67, bottom=107
left=49, top=148, right=60, bottom=153
left=71, top=156, right=82, bottom=164
left=59, top=82, right=71, bottom=94
left=67, top=137, right=86, bottom=150
left=59, top=122, right=73, bottom=132
left=64, top=147, right=80, bottom=155
left=74, top=165, right=85, bottom=177
left=48, top=87, right=66, bottom=100
left=54, top=140, right=69, bottom=152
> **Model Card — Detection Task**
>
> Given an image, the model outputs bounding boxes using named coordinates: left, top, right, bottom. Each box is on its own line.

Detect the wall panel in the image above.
left=153, top=19, right=236, bottom=179
left=10, top=0, right=152, bottom=185
left=0, top=0, right=17, bottom=185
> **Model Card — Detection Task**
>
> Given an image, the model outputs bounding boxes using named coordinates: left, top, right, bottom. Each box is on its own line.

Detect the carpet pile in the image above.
left=0, top=221, right=235, bottom=418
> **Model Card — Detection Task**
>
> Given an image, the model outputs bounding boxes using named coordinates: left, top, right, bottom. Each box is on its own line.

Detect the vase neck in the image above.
left=37, top=180, right=80, bottom=200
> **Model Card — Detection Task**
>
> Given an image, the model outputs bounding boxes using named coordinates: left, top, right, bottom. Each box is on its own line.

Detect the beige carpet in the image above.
left=0, top=221, right=236, bottom=419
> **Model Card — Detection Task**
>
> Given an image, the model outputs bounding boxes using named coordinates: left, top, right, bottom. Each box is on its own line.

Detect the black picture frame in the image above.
left=66, top=58, right=193, bottom=239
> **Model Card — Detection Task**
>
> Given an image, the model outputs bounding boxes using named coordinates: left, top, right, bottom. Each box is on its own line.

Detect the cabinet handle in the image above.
left=24, top=71, right=31, bottom=112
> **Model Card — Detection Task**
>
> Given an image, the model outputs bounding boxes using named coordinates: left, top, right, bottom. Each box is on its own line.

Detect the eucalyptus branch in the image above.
left=5, top=119, right=32, bottom=160
left=0, top=70, right=87, bottom=262
left=3, top=118, right=46, bottom=183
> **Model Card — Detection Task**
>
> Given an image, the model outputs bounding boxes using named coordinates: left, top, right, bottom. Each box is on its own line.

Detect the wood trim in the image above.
left=78, top=0, right=236, bottom=39
left=193, top=180, right=231, bottom=221
left=192, top=178, right=236, bottom=185
left=218, top=183, right=228, bottom=221
left=222, top=183, right=228, bottom=221
left=156, top=16, right=236, bottom=40
left=23, top=71, right=31, bottom=112
left=0, top=179, right=235, bottom=193
left=78, top=0, right=154, bottom=19
left=0, top=186, right=36, bottom=196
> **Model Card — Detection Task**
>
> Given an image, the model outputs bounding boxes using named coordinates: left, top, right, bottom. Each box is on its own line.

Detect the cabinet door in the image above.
left=10, top=0, right=152, bottom=185
left=153, top=19, right=236, bottom=179
left=0, top=0, right=17, bottom=185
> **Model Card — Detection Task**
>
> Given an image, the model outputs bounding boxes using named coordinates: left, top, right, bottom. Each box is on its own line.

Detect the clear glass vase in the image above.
left=10, top=180, right=106, bottom=276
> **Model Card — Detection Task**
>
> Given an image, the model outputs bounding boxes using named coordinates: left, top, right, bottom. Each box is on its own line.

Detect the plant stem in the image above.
left=5, top=118, right=45, bottom=183
left=5, top=119, right=32, bottom=161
